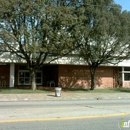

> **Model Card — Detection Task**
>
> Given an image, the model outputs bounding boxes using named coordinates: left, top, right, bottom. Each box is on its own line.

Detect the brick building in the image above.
left=0, top=53, right=130, bottom=88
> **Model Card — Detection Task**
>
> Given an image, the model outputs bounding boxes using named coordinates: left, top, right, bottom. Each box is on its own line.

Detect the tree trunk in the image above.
left=89, top=67, right=97, bottom=90
left=30, top=70, right=37, bottom=90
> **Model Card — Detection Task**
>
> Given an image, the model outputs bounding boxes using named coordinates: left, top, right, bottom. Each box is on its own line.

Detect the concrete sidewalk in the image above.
left=0, top=92, right=130, bottom=101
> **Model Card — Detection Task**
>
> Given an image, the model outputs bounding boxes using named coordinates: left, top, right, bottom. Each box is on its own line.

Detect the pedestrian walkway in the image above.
left=0, top=91, right=130, bottom=101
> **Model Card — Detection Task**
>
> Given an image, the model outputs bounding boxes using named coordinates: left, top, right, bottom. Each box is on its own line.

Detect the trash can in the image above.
left=55, top=87, right=62, bottom=97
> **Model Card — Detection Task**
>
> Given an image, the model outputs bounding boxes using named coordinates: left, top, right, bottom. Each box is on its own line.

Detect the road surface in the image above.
left=0, top=100, right=130, bottom=130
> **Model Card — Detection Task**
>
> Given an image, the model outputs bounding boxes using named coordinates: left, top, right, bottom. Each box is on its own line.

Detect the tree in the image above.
left=74, top=0, right=130, bottom=90
left=0, top=0, right=78, bottom=90
left=0, top=44, right=6, bottom=53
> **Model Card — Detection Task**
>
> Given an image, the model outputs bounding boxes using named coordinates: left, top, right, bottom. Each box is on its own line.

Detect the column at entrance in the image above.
left=9, top=63, right=15, bottom=87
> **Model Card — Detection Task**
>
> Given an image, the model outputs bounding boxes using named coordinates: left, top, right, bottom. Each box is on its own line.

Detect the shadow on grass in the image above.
left=0, top=88, right=50, bottom=94
left=109, top=88, right=130, bottom=93
left=62, top=88, right=89, bottom=92
left=63, top=88, right=130, bottom=93
left=1, top=87, right=130, bottom=93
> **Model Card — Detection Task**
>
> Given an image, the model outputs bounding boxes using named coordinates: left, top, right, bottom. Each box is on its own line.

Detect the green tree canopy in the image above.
left=0, top=0, right=78, bottom=90
left=74, top=0, right=130, bottom=90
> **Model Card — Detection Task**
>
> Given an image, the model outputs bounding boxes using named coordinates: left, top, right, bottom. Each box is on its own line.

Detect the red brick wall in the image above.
left=0, top=65, right=10, bottom=87
left=58, top=65, right=116, bottom=88
left=122, top=82, right=130, bottom=88
left=0, top=64, right=118, bottom=88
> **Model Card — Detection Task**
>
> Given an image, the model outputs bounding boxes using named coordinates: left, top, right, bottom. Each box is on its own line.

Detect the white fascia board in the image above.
left=116, top=60, right=130, bottom=67
left=0, top=53, right=130, bottom=67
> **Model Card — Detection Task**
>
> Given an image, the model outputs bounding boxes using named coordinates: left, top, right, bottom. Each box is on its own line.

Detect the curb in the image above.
left=0, top=93, right=130, bottom=101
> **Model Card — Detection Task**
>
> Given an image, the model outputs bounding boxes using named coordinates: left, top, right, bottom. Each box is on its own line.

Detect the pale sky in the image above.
left=114, top=0, right=130, bottom=11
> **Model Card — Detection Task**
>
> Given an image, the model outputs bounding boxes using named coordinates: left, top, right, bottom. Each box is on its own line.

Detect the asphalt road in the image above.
left=0, top=100, right=130, bottom=130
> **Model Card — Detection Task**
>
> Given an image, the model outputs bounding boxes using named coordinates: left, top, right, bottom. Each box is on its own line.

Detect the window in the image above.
left=123, top=67, right=130, bottom=81
left=18, top=71, right=42, bottom=85
left=36, top=72, right=42, bottom=85
left=124, top=73, right=130, bottom=81
left=19, top=71, right=30, bottom=85
left=19, top=66, right=28, bottom=70
left=124, top=67, right=130, bottom=71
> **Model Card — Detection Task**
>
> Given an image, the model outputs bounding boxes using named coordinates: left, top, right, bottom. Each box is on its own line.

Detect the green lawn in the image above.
left=62, top=87, right=130, bottom=93
left=0, top=87, right=130, bottom=94
left=0, top=88, right=50, bottom=94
